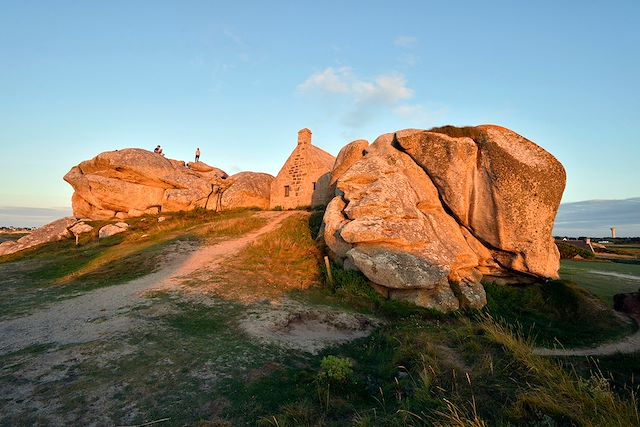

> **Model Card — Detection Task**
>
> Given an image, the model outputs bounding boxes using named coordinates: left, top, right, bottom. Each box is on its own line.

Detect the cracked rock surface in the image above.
left=64, top=148, right=274, bottom=220
left=322, top=125, right=566, bottom=312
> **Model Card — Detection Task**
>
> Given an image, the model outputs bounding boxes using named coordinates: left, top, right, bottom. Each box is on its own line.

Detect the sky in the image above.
left=553, top=197, right=640, bottom=237
left=1, top=1, right=639, bottom=229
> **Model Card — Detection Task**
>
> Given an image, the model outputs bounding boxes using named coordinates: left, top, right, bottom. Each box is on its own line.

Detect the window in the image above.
left=312, top=182, right=316, bottom=190
left=284, top=185, right=290, bottom=197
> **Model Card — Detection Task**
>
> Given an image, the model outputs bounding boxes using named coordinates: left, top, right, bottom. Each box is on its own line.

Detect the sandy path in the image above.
left=159, top=211, right=296, bottom=289
left=0, top=211, right=295, bottom=356
left=533, top=318, right=640, bottom=357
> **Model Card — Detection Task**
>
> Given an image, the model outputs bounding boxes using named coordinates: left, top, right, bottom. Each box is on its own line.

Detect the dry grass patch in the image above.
left=194, top=212, right=322, bottom=303
left=480, top=315, right=640, bottom=426
left=55, top=210, right=267, bottom=285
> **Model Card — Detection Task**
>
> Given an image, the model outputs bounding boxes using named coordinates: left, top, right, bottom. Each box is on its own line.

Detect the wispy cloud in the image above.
left=223, top=29, right=251, bottom=63
left=394, top=35, right=417, bottom=48
left=223, top=29, right=246, bottom=48
left=298, top=67, right=425, bottom=128
left=398, top=53, right=419, bottom=67
left=394, top=35, right=420, bottom=68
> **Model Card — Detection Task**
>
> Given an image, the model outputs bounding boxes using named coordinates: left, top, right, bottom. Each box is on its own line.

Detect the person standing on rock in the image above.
left=195, top=147, right=201, bottom=162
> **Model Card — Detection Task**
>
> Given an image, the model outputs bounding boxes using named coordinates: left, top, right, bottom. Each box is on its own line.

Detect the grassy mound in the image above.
left=556, top=241, right=595, bottom=259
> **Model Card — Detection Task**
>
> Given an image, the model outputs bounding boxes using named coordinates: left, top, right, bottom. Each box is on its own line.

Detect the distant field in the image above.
left=560, top=259, right=640, bottom=305
left=0, top=233, right=28, bottom=244
left=605, top=244, right=640, bottom=256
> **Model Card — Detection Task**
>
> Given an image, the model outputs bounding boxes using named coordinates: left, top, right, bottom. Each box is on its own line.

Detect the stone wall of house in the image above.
left=269, top=129, right=335, bottom=210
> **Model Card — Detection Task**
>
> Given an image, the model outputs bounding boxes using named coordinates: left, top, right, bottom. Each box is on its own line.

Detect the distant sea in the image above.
left=0, top=207, right=73, bottom=228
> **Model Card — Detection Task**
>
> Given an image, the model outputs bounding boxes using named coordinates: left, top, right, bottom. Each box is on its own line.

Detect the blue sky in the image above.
left=1, top=1, right=639, bottom=227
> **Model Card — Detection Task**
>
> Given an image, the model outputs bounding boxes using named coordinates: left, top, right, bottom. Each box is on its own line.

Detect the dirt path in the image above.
left=0, top=211, right=296, bottom=356
left=158, top=211, right=296, bottom=290
left=533, top=318, right=640, bottom=357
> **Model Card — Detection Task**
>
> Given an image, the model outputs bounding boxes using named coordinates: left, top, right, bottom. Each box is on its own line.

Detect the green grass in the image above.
left=556, top=241, right=596, bottom=259
left=483, top=280, right=635, bottom=347
left=0, top=209, right=267, bottom=319
left=560, top=259, right=640, bottom=305
left=0, top=236, right=178, bottom=319
left=2, top=209, right=639, bottom=426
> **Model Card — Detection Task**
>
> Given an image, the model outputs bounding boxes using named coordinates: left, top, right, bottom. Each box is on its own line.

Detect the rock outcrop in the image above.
left=0, top=217, right=78, bottom=257
left=614, top=289, right=640, bottom=319
left=221, top=172, right=273, bottom=210
left=64, top=149, right=274, bottom=219
left=69, top=221, right=94, bottom=236
left=322, top=125, right=565, bottom=312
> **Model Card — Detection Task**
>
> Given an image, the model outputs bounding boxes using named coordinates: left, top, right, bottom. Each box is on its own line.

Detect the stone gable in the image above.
left=270, top=129, right=336, bottom=209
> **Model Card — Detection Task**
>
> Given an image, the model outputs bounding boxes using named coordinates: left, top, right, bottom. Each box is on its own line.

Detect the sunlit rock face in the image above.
left=323, top=125, right=566, bottom=312
left=64, top=149, right=274, bottom=219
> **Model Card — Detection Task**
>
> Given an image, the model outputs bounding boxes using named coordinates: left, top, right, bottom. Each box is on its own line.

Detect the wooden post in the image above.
left=324, top=256, right=334, bottom=289
left=75, top=234, right=79, bottom=246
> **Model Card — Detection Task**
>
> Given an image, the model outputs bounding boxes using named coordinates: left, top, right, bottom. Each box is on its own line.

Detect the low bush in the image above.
left=317, top=356, right=354, bottom=385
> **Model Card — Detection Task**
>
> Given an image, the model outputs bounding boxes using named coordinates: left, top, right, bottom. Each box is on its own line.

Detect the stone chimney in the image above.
left=297, top=128, right=312, bottom=145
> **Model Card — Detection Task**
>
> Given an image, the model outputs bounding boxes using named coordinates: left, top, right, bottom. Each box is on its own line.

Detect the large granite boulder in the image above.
left=64, top=149, right=274, bottom=219
left=221, top=172, right=274, bottom=210
left=323, top=125, right=565, bottom=312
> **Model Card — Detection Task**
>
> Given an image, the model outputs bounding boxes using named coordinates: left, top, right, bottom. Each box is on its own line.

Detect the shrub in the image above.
left=427, top=125, right=485, bottom=142
left=317, top=356, right=354, bottom=385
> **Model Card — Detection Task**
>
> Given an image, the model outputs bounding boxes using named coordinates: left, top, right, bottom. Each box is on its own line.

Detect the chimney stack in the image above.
left=297, top=128, right=312, bottom=145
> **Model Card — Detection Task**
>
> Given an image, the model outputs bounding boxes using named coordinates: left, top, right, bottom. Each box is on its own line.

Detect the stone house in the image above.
left=269, top=128, right=336, bottom=209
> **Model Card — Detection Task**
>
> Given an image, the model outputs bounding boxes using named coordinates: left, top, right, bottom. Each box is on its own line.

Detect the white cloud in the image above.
left=298, top=68, right=412, bottom=105
left=297, top=67, right=352, bottom=94
left=298, top=67, right=436, bottom=129
left=398, top=53, right=419, bottom=67
left=353, top=73, right=413, bottom=105
left=394, top=35, right=417, bottom=48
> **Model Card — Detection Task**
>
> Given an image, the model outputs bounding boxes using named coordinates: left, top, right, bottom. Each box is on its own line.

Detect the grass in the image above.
left=480, top=316, right=639, bottom=426
left=556, top=241, right=596, bottom=259
left=483, top=280, right=636, bottom=347
left=427, top=125, right=487, bottom=142
left=2, top=209, right=639, bottom=426
left=199, top=212, right=323, bottom=302
left=560, top=259, right=640, bottom=305
left=0, top=209, right=267, bottom=319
